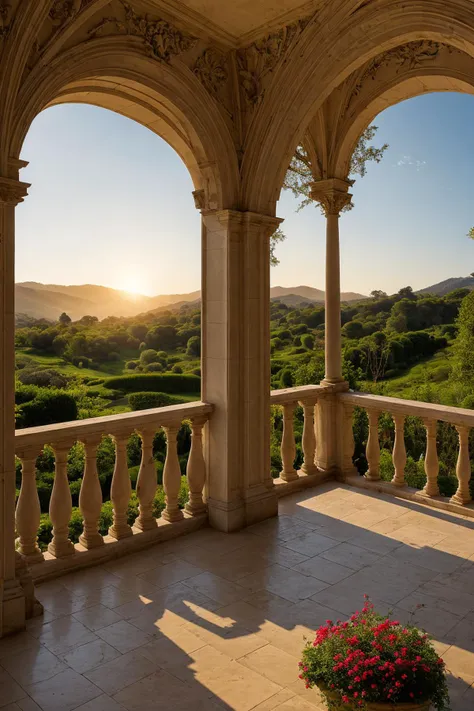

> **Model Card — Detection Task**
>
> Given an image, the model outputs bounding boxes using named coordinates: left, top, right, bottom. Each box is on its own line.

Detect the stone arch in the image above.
left=10, top=37, right=239, bottom=210
left=242, top=0, right=474, bottom=213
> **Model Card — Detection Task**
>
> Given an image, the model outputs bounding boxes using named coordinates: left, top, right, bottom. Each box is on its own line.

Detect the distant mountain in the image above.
left=14, top=282, right=366, bottom=322
left=417, top=276, right=474, bottom=296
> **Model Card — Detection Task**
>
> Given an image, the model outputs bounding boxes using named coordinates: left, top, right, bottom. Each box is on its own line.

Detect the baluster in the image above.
left=280, top=402, right=298, bottom=482
left=16, top=446, right=43, bottom=563
left=342, top=404, right=356, bottom=477
left=162, top=423, right=184, bottom=522
left=391, top=413, right=407, bottom=487
left=185, top=417, right=207, bottom=516
left=299, top=399, right=317, bottom=475
left=48, top=442, right=75, bottom=557
left=79, top=436, right=104, bottom=548
left=422, top=419, right=439, bottom=497
left=365, top=409, right=381, bottom=481
left=134, top=428, right=158, bottom=531
left=109, top=432, right=133, bottom=539
left=450, top=425, right=472, bottom=505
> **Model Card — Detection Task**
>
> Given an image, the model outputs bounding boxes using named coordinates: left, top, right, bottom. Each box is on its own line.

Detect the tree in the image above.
left=362, top=331, right=391, bottom=383
left=59, top=312, right=71, bottom=326
left=186, top=335, right=201, bottom=357
left=270, top=125, right=388, bottom=265
left=454, top=290, right=474, bottom=383
left=370, top=290, right=388, bottom=300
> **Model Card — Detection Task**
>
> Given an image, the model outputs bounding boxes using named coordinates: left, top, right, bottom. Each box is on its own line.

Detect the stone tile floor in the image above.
left=2, top=482, right=474, bottom=710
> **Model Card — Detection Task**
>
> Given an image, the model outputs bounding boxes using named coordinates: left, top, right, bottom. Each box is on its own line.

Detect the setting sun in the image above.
left=121, top=279, right=144, bottom=296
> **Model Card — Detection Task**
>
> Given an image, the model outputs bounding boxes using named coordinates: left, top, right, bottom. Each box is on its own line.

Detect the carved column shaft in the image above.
left=391, top=414, right=407, bottom=487
left=451, top=425, right=472, bottom=505
left=79, top=437, right=104, bottom=549
left=162, top=423, right=184, bottom=522
left=185, top=417, right=207, bottom=516
left=299, top=400, right=317, bottom=475
left=280, top=402, right=298, bottom=482
left=16, top=447, right=43, bottom=563
left=109, top=432, right=133, bottom=539
left=365, top=410, right=381, bottom=481
left=48, top=443, right=75, bottom=558
left=135, top=428, right=158, bottom=531
left=422, top=419, right=440, bottom=497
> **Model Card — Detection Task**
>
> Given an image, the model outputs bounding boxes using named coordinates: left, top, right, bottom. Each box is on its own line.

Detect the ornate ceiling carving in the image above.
left=0, top=2, right=12, bottom=43
left=89, top=1, right=197, bottom=62
left=194, top=48, right=228, bottom=96
left=236, top=18, right=310, bottom=106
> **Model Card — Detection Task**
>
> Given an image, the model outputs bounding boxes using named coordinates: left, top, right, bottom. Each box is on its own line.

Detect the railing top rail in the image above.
left=15, top=401, right=213, bottom=451
left=271, top=384, right=332, bottom=404
left=339, top=391, right=474, bottom=427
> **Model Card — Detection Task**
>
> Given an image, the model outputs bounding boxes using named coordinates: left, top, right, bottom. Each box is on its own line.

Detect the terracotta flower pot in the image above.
left=315, top=681, right=432, bottom=711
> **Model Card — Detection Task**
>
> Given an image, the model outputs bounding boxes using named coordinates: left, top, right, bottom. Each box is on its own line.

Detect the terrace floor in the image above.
left=2, top=482, right=474, bottom=711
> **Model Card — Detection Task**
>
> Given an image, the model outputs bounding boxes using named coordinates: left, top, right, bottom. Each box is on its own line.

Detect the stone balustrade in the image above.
left=14, top=401, right=213, bottom=580
left=270, top=385, right=329, bottom=494
left=339, top=391, right=474, bottom=513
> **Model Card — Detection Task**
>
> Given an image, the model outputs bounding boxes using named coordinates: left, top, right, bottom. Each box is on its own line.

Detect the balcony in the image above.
left=1, top=481, right=473, bottom=710
left=3, top=386, right=474, bottom=709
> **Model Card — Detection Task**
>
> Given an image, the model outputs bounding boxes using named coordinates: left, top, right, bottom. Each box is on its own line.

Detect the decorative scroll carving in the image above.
left=192, top=189, right=206, bottom=211
left=90, top=1, right=196, bottom=62
left=49, top=0, right=83, bottom=26
left=0, top=3, right=12, bottom=42
left=194, top=48, right=228, bottom=96
left=353, top=41, right=443, bottom=98
left=237, top=18, right=309, bottom=106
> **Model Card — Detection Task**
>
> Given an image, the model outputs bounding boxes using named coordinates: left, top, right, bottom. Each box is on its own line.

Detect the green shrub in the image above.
left=301, top=334, right=315, bottom=350
left=16, top=389, right=78, bottom=428
left=186, top=335, right=200, bottom=357
left=280, top=368, right=294, bottom=388
left=103, top=373, right=200, bottom=394
left=126, top=360, right=138, bottom=370
left=172, top=365, right=183, bottom=373
left=128, top=392, right=182, bottom=410
left=18, top=369, right=67, bottom=388
left=144, top=362, right=164, bottom=373
left=15, top=385, right=39, bottom=404
left=140, top=349, right=159, bottom=366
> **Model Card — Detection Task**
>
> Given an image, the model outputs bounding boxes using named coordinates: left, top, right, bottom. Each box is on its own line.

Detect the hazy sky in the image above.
left=16, top=92, right=474, bottom=296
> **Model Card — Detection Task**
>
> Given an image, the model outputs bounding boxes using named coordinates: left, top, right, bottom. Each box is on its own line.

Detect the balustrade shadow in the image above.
left=32, top=483, right=474, bottom=710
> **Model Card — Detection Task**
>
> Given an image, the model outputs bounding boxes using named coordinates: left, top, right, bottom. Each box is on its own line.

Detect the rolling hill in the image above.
left=417, top=276, right=474, bottom=296
left=15, top=282, right=367, bottom=321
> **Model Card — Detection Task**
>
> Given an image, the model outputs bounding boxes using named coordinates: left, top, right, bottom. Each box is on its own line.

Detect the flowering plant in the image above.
left=299, top=597, right=450, bottom=710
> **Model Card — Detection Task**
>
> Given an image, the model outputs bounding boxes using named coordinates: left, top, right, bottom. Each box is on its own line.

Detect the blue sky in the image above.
left=17, top=92, right=474, bottom=296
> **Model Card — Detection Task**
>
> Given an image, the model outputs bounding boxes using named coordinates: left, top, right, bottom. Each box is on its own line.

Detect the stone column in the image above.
left=201, top=208, right=281, bottom=531
left=310, top=179, right=352, bottom=385
left=0, top=174, right=30, bottom=636
left=310, top=179, right=351, bottom=476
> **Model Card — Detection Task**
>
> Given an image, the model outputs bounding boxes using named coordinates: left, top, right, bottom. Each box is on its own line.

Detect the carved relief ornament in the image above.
left=0, top=2, right=12, bottom=41
left=194, top=48, right=228, bottom=96
left=0, top=177, right=30, bottom=205
left=310, top=181, right=352, bottom=216
left=353, top=40, right=443, bottom=98
left=90, top=1, right=196, bottom=62
left=237, top=18, right=310, bottom=106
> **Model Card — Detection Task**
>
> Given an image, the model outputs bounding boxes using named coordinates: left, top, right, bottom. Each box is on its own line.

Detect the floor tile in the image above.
left=95, top=620, right=153, bottom=653
left=74, top=695, right=126, bottom=711
left=83, top=650, right=159, bottom=695
left=37, top=617, right=98, bottom=655
left=283, top=532, right=340, bottom=557
left=0, top=632, right=39, bottom=660
left=138, top=560, right=204, bottom=588
left=183, top=572, right=247, bottom=605
left=292, top=556, right=354, bottom=584
left=60, top=638, right=121, bottom=674
left=238, top=564, right=328, bottom=603
left=239, top=643, right=299, bottom=687
left=319, top=542, right=381, bottom=571
left=73, top=604, right=123, bottom=631
left=0, top=668, right=27, bottom=708
left=27, top=668, right=102, bottom=711
left=113, top=669, right=221, bottom=710
left=0, top=646, right=68, bottom=686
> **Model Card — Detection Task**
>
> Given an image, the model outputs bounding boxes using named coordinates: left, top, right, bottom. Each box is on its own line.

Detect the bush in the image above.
left=140, top=349, right=159, bottom=366
left=104, top=374, right=200, bottom=394
left=301, top=334, right=315, bottom=350
left=126, top=360, right=138, bottom=370
left=144, top=362, right=164, bottom=373
left=186, top=335, right=201, bottom=357
left=172, top=365, right=183, bottom=373
left=16, top=389, right=78, bottom=428
left=280, top=368, right=293, bottom=388
left=128, top=392, right=182, bottom=410
left=18, top=369, right=67, bottom=388
left=15, top=384, right=39, bottom=404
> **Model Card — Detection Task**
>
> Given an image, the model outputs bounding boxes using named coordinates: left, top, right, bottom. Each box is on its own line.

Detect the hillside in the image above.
left=417, top=276, right=474, bottom=296
left=15, top=282, right=366, bottom=321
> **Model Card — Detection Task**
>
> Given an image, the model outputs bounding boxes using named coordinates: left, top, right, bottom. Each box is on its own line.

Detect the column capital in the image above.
left=310, top=178, right=352, bottom=216
left=203, top=209, right=283, bottom=238
left=0, top=177, right=30, bottom=206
